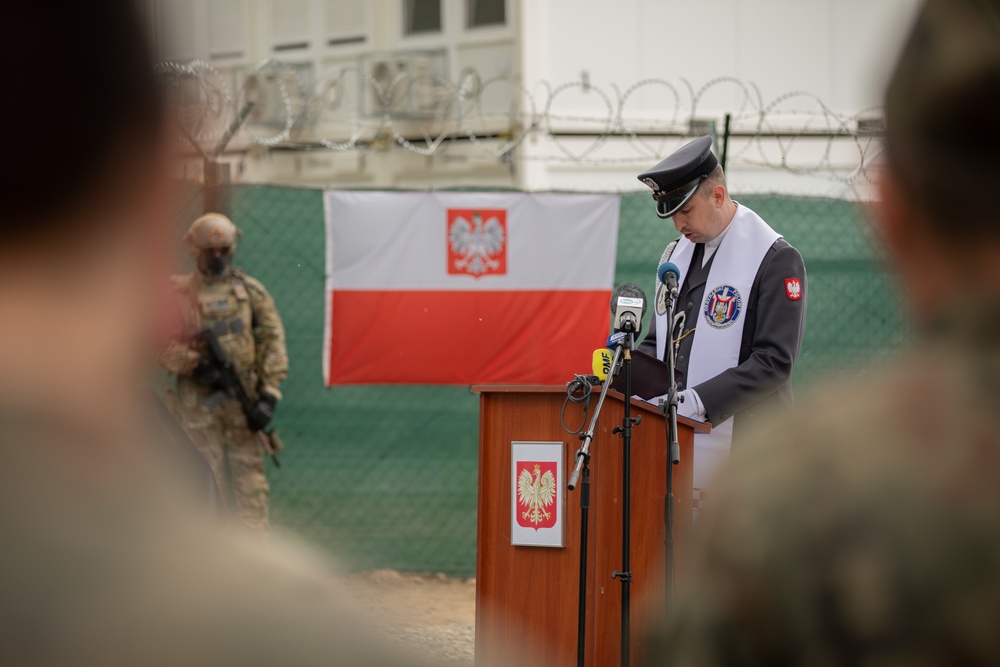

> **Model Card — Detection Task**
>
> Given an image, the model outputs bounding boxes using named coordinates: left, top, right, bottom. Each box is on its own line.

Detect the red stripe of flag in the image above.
left=327, top=290, right=611, bottom=385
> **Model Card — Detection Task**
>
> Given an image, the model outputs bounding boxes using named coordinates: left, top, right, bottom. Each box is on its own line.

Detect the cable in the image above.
left=562, top=375, right=596, bottom=435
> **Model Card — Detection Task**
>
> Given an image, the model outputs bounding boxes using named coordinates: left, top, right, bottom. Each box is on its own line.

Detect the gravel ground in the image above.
left=345, top=570, right=477, bottom=665
left=387, top=625, right=476, bottom=664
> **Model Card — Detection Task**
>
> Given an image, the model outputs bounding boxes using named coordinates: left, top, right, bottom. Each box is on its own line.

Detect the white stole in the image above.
left=655, top=204, right=780, bottom=493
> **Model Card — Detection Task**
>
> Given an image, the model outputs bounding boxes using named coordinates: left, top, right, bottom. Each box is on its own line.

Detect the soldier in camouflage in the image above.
left=645, top=0, right=1000, bottom=664
left=162, top=213, right=288, bottom=533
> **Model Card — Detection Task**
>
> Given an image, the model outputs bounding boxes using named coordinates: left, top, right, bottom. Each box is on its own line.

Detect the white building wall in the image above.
left=526, top=0, right=917, bottom=117
left=518, top=0, right=919, bottom=195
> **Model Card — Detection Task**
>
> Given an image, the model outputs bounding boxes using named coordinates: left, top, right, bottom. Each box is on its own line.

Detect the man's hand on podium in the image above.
left=638, top=388, right=707, bottom=421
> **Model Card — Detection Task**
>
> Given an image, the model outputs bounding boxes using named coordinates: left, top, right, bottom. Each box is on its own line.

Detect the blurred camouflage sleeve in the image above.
left=246, top=276, right=288, bottom=400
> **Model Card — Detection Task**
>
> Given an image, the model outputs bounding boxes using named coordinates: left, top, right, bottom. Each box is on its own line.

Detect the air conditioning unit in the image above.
left=240, top=62, right=312, bottom=130
left=363, top=50, right=448, bottom=118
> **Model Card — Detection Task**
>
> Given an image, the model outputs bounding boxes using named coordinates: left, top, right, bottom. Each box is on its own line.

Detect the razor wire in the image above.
left=160, top=59, right=885, bottom=185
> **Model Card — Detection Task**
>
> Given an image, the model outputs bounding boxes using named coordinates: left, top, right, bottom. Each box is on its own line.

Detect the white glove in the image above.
left=678, top=389, right=707, bottom=421
left=639, top=388, right=707, bottom=422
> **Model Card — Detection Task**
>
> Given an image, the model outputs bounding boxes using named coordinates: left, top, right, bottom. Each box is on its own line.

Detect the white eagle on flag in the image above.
left=449, top=211, right=505, bottom=276
left=517, top=464, right=556, bottom=526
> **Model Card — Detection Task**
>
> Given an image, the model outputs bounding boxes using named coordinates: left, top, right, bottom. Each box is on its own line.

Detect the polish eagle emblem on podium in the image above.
left=516, top=462, right=557, bottom=529
left=447, top=209, right=507, bottom=277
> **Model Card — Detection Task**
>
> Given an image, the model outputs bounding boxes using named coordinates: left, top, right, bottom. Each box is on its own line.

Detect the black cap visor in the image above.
left=653, top=176, right=706, bottom=219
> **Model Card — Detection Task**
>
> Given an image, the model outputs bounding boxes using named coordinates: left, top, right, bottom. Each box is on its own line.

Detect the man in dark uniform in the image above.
left=636, top=137, right=807, bottom=509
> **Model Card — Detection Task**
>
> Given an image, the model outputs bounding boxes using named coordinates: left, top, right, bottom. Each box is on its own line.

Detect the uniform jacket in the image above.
left=638, top=236, right=807, bottom=441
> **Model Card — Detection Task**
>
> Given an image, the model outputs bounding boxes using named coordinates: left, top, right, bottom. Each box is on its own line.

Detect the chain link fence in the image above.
left=168, top=183, right=909, bottom=577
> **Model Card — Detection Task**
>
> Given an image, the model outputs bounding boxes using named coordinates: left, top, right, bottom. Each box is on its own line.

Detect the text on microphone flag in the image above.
left=617, top=296, right=644, bottom=308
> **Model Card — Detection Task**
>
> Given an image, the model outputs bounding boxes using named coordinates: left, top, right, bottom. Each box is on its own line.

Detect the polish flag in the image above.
left=323, top=191, right=620, bottom=385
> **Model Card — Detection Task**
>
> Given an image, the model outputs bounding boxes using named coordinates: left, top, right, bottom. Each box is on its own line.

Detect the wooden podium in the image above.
left=472, top=385, right=709, bottom=667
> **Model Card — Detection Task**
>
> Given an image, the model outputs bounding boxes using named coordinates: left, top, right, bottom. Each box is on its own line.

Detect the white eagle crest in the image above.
left=517, top=464, right=556, bottom=526
left=449, top=212, right=505, bottom=275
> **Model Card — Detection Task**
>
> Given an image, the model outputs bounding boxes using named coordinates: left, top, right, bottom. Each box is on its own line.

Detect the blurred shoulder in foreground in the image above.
left=649, top=325, right=1000, bottom=664
left=646, top=0, right=1000, bottom=663
left=0, top=2, right=419, bottom=665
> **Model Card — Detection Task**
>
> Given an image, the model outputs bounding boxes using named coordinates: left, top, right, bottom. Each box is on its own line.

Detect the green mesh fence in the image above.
left=174, top=183, right=910, bottom=577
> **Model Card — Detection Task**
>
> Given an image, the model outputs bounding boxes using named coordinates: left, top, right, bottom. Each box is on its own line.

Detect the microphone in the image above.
left=611, top=283, right=647, bottom=334
left=592, top=348, right=613, bottom=381
left=606, top=331, right=627, bottom=348
left=658, top=261, right=680, bottom=298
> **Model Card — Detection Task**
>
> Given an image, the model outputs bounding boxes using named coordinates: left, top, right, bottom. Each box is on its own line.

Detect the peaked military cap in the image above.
left=638, top=135, right=719, bottom=218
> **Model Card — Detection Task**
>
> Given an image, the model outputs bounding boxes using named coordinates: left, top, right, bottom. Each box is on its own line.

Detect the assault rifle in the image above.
left=199, top=326, right=283, bottom=467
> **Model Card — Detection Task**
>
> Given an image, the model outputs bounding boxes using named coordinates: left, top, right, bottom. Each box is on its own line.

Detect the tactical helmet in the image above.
left=184, top=213, right=241, bottom=255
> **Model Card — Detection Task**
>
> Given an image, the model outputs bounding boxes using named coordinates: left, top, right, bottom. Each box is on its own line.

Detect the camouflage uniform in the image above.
left=162, top=215, right=288, bottom=533
left=645, top=1, right=1000, bottom=664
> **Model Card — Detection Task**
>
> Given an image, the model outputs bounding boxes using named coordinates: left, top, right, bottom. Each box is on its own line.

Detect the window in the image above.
left=326, top=0, right=367, bottom=46
left=208, top=0, right=247, bottom=60
left=270, top=0, right=311, bottom=51
left=467, top=0, right=505, bottom=28
left=404, top=0, right=441, bottom=35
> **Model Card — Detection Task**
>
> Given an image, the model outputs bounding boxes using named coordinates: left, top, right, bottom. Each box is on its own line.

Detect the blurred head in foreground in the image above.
left=880, top=0, right=1000, bottom=326
left=0, top=2, right=168, bottom=440
left=0, top=5, right=425, bottom=666
left=646, top=1, right=1000, bottom=665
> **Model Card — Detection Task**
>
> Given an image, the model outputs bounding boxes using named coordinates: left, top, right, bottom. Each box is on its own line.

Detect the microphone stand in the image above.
left=612, top=331, right=640, bottom=667
left=568, top=341, right=624, bottom=667
left=657, top=287, right=681, bottom=612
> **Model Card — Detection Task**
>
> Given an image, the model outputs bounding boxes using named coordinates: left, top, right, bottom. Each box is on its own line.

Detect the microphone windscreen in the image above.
left=658, top=262, right=681, bottom=286
left=610, top=283, right=648, bottom=317
left=592, top=348, right=613, bottom=381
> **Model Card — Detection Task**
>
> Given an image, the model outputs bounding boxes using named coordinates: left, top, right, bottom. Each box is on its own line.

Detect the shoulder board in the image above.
left=654, top=239, right=680, bottom=284
left=239, top=272, right=267, bottom=296
left=230, top=268, right=268, bottom=305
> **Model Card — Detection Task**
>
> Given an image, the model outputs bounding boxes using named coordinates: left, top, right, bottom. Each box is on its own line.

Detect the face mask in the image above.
left=200, top=248, right=231, bottom=277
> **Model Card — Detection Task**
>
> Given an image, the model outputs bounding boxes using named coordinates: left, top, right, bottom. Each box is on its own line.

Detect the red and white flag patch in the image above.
left=785, top=278, right=802, bottom=301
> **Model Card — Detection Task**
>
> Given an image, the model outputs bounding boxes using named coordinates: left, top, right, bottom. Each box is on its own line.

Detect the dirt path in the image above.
left=345, top=570, right=477, bottom=665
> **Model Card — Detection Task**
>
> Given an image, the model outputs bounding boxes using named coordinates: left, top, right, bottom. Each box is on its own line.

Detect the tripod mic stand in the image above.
left=657, top=295, right=682, bottom=610
left=611, top=332, right=640, bottom=667
left=568, top=341, right=624, bottom=667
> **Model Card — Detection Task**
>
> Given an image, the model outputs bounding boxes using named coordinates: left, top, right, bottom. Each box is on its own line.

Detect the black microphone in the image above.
left=657, top=261, right=680, bottom=299
left=610, top=283, right=647, bottom=335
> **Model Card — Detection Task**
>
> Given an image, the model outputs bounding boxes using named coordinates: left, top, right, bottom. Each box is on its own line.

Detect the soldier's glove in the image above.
left=192, top=362, right=222, bottom=387
left=247, top=392, right=277, bottom=432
